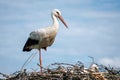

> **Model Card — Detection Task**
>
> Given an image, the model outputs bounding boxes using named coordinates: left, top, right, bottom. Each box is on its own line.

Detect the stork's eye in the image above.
left=56, top=11, right=60, bottom=15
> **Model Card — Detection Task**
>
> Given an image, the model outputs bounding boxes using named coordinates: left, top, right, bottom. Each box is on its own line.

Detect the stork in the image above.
left=23, top=9, right=68, bottom=73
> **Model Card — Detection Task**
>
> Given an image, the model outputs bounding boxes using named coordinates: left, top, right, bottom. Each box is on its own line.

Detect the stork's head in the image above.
left=52, top=9, right=61, bottom=16
left=52, top=9, right=68, bottom=28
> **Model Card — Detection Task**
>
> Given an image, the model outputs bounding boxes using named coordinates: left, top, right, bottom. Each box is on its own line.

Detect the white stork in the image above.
left=23, top=9, right=68, bottom=72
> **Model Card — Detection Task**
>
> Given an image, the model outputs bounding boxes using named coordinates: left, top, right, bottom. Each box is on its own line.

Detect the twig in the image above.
left=21, top=52, right=37, bottom=71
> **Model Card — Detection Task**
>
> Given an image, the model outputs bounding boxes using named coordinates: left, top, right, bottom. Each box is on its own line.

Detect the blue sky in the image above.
left=0, top=0, right=120, bottom=74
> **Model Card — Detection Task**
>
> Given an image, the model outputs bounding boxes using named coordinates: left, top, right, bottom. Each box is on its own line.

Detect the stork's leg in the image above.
left=39, top=49, right=42, bottom=73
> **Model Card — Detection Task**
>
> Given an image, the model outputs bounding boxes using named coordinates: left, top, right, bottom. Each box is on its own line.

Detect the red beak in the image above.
left=58, top=15, right=68, bottom=28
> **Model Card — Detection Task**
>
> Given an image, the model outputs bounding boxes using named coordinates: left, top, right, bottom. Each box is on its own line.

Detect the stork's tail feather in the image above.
left=23, top=43, right=32, bottom=51
left=23, top=38, right=39, bottom=52
left=23, top=47, right=32, bottom=52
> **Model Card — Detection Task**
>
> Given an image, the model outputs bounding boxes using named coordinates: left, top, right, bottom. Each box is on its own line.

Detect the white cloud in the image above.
left=80, top=11, right=120, bottom=18
left=99, top=57, right=120, bottom=67
left=67, top=8, right=120, bottom=19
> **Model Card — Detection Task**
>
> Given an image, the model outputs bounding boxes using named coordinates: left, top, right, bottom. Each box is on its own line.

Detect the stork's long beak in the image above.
left=58, top=15, right=68, bottom=28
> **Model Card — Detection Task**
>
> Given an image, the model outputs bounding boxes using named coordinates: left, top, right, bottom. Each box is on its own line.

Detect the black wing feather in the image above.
left=23, top=38, right=39, bottom=52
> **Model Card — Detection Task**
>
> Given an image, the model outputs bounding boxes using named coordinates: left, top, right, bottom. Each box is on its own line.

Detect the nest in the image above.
left=0, top=61, right=120, bottom=80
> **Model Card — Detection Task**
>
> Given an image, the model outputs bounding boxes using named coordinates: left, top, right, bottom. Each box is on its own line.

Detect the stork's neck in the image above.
left=51, top=14, right=59, bottom=29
